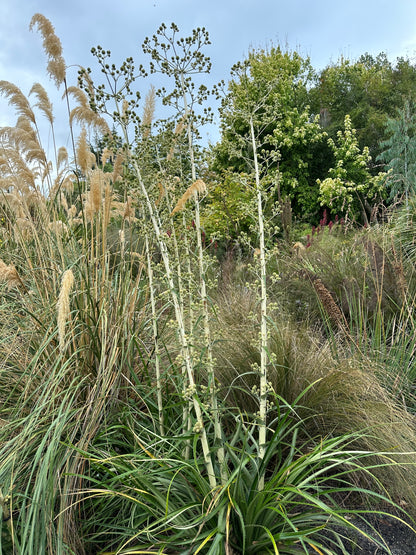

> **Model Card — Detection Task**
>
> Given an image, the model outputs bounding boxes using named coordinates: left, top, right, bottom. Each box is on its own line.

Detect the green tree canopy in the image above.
left=311, top=53, right=416, bottom=164
left=318, top=115, right=387, bottom=222
left=211, top=45, right=326, bottom=221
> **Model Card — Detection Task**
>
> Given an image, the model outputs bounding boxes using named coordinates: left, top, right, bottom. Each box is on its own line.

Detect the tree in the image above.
left=311, top=53, right=416, bottom=165
left=378, top=99, right=416, bottom=205
left=317, top=115, right=387, bottom=222
left=212, top=45, right=326, bottom=222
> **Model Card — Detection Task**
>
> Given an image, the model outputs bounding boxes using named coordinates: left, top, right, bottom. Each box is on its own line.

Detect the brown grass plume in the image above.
left=30, top=14, right=66, bottom=87
left=0, top=260, right=24, bottom=290
left=171, top=179, right=207, bottom=215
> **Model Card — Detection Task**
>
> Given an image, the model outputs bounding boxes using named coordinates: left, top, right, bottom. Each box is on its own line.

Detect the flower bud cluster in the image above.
left=193, top=420, right=204, bottom=433
left=182, top=384, right=197, bottom=400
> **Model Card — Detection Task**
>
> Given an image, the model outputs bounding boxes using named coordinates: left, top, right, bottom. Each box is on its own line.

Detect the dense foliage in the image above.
left=209, top=47, right=416, bottom=237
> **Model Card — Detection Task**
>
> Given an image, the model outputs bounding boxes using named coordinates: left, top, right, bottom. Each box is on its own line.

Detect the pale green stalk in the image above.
left=181, top=76, right=227, bottom=483
left=250, top=114, right=268, bottom=490
left=133, top=159, right=216, bottom=488
left=180, top=211, right=195, bottom=460
left=107, top=72, right=217, bottom=488
left=145, top=233, right=164, bottom=436
left=154, top=168, right=192, bottom=453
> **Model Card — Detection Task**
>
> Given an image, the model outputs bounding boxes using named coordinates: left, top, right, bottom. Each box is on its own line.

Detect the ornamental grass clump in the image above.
left=76, top=391, right=416, bottom=555
left=212, top=281, right=416, bottom=514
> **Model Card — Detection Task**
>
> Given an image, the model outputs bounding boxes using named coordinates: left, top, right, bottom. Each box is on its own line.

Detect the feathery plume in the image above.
left=119, top=229, right=125, bottom=259
left=0, top=81, right=36, bottom=123
left=142, top=85, right=156, bottom=139
left=57, top=146, right=68, bottom=170
left=123, top=196, right=135, bottom=221
left=57, top=269, right=75, bottom=352
left=30, top=14, right=66, bottom=87
left=48, top=220, right=68, bottom=236
left=1, top=193, right=25, bottom=219
left=1, top=118, right=39, bottom=150
left=293, top=242, right=306, bottom=256
left=60, top=192, right=68, bottom=212
left=14, top=117, right=39, bottom=154
left=67, top=205, right=77, bottom=219
left=102, top=183, right=113, bottom=232
left=0, top=260, right=23, bottom=290
left=122, top=100, right=129, bottom=118
left=76, top=128, right=95, bottom=175
left=61, top=174, right=75, bottom=194
left=2, top=149, right=37, bottom=192
left=89, top=169, right=107, bottom=214
left=25, top=190, right=46, bottom=210
left=167, top=118, right=185, bottom=161
left=155, top=182, right=165, bottom=206
left=65, top=86, right=110, bottom=135
left=29, top=83, right=54, bottom=125
left=171, top=179, right=207, bottom=215
left=101, top=147, right=112, bottom=167
left=111, top=151, right=124, bottom=183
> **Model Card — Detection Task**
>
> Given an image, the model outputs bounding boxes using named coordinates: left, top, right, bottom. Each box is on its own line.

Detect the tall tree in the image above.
left=212, top=45, right=326, bottom=222
left=311, top=53, right=416, bottom=165
left=378, top=99, right=416, bottom=205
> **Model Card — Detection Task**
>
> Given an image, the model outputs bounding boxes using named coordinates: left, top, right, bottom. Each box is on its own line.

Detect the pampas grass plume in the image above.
left=76, top=128, right=94, bottom=176
left=123, top=196, right=135, bottom=221
left=171, top=179, right=207, bottom=215
left=30, top=14, right=66, bottom=87
left=90, top=169, right=105, bottom=214
left=0, top=260, right=23, bottom=290
left=57, top=269, right=74, bottom=352
left=111, top=151, right=124, bottom=183
left=101, top=147, right=112, bottom=167
left=167, top=118, right=185, bottom=161
left=0, top=81, right=36, bottom=124
left=29, top=83, right=54, bottom=125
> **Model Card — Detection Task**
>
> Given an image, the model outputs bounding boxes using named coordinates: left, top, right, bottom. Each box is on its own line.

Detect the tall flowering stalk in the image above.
left=249, top=115, right=269, bottom=489
left=217, top=59, right=283, bottom=490
left=146, top=23, right=227, bottom=484
left=145, top=233, right=164, bottom=436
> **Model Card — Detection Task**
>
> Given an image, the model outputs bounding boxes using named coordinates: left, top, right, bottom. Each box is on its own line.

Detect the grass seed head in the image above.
left=57, top=269, right=75, bottom=352
left=171, top=179, right=207, bottom=215
left=30, top=14, right=66, bottom=87
left=0, top=259, right=22, bottom=289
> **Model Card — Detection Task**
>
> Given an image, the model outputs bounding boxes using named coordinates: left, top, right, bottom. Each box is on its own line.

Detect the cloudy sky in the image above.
left=1, top=0, right=416, bottom=146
